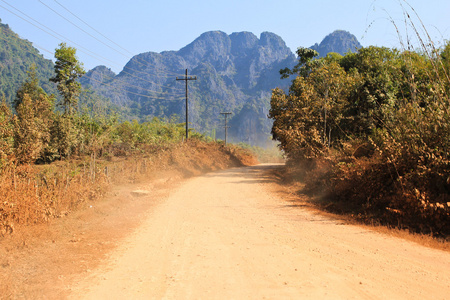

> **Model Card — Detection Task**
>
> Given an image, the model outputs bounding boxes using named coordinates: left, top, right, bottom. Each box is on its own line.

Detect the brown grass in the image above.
left=0, top=139, right=258, bottom=297
left=0, top=140, right=257, bottom=237
left=0, top=163, right=108, bottom=237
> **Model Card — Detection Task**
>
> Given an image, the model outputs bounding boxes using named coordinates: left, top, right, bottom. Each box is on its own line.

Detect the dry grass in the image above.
left=0, top=139, right=258, bottom=297
left=0, top=140, right=257, bottom=237
left=0, top=163, right=108, bottom=237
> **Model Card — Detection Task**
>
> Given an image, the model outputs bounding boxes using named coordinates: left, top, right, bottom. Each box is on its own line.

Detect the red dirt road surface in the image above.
left=68, top=164, right=450, bottom=299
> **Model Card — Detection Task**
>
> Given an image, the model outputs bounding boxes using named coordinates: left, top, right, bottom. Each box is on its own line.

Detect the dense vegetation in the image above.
left=270, top=43, right=450, bottom=237
left=0, top=20, right=56, bottom=104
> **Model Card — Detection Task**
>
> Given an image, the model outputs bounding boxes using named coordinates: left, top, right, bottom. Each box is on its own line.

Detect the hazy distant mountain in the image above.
left=82, top=29, right=364, bottom=146
left=310, top=30, right=362, bottom=57
left=81, top=31, right=297, bottom=146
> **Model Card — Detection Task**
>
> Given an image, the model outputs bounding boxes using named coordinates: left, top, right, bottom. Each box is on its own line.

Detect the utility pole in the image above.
left=220, top=112, right=232, bottom=145
left=176, top=69, right=197, bottom=140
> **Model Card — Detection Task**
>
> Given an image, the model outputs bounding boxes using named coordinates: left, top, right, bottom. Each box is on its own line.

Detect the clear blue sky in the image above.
left=1, top=0, right=449, bottom=73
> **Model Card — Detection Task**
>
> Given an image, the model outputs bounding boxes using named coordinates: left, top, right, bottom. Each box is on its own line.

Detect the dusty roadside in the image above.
left=0, top=169, right=184, bottom=298
left=0, top=140, right=257, bottom=299
left=67, top=164, right=449, bottom=299
left=1, top=164, right=449, bottom=299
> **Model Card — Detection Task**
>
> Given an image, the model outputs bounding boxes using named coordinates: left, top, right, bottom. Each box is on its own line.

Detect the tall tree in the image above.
left=50, top=43, right=85, bottom=115
left=14, top=93, right=55, bottom=164
left=13, top=65, right=55, bottom=163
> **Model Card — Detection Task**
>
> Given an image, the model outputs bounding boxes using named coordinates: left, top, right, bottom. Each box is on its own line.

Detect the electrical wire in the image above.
left=86, top=75, right=185, bottom=101
left=0, top=0, right=186, bottom=92
left=53, top=0, right=185, bottom=78
left=0, top=29, right=54, bottom=56
left=47, top=0, right=186, bottom=78
left=0, top=1, right=119, bottom=66
left=53, top=0, right=129, bottom=56
left=38, top=0, right=129, bottom=58
left=84, top=70, right=184, bottom=97
left=0, top=31, right=183, bottom=102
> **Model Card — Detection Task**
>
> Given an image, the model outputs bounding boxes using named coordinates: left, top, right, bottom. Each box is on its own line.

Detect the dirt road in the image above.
left=69, top=164, right=450, bottom=299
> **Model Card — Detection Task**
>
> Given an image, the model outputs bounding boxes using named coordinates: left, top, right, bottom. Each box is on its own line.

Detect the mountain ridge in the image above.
left=82, top=30, right=361, bottom=146
left=310, top=30, right=362, bottom=57
left=81, top=30, right=298, bottom=146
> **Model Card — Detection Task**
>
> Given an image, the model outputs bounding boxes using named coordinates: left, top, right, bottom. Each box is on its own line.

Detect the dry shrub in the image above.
left=307, top=154, right=450, bottom=238
left=280, top=138, right=450, bottom=238
left=224, top=144, right=259, bottom=167
left=0, top=161, right=108, bottom=236
left=0, top=139, right=257, bottom=236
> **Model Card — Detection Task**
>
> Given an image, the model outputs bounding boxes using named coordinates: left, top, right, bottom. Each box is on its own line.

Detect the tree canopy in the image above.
left=50, top=42, right=85, bottom=115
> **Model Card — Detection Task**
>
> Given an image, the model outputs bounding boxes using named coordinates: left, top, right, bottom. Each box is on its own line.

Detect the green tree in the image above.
left=49, top=113, right=79, bottom=159
left=269, top=82, right=324, bottom=159
left=307, top=60, right=357, bottom=146
left=13, top=66, right=55, bottom=163
left=14, top=92, right=55, bottom=163
left=14, top=64, right=43, bottom=111
left=280, top=47, right=319, bottom=79
left=270, top=58, right=356, bottom=159
left=339, top=46, right=402, bottom=135
left=50, top=43, right=85, bottom=115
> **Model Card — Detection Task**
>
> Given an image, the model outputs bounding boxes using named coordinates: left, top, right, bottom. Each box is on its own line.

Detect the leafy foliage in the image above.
left=13, top=67, right=55, bottom=164
left=0, top=97, right=14, bottom=168
left=0, top=21, right=56, bottom=105
left=0, top=40, right=259, bottom=237
left=270, top=43, right=450, bottom=236
left=50, top=43, right=85, bottom=115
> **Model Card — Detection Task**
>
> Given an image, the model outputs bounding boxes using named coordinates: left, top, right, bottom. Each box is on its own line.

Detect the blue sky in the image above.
left=1, top=0, right=449, bottom=73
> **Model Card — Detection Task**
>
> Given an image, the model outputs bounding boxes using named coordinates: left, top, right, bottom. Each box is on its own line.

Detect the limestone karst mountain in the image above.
left=81, top=31, right=298, bottom=146
left=310, top=30, right=362, bottom=57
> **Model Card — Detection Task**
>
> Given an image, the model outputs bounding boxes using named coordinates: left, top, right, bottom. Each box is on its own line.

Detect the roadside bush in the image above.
left=270, top=39, right=450, bottom=237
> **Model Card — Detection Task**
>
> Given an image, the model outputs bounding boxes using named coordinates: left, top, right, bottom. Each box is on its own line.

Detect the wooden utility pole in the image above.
left=176, top=69, right=197, bottom=140
left=220, top=112, right=232, bottom=145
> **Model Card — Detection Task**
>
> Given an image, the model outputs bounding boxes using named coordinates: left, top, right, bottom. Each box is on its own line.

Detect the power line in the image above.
left=1, top=0, right=191, bottom=103
left=0, top=0, right=185, bottom=92
left=38, top=0, right=129, bottom=58
left=115, top=65, right=184, bottom=91
left=0, top=0, right=118, bottom=65
left=0, top=31, right=53, bottom=56
left=84, top=71, right=184, bottom=98
left=47, top=0, right=185, bottom=78
left=0, top=33, right=181, bottom=102
left=176, top=69, right=197, bottom=140
left=53, top=0, right=130, bottom=56
left=85, top=76, right=185, bottom=101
